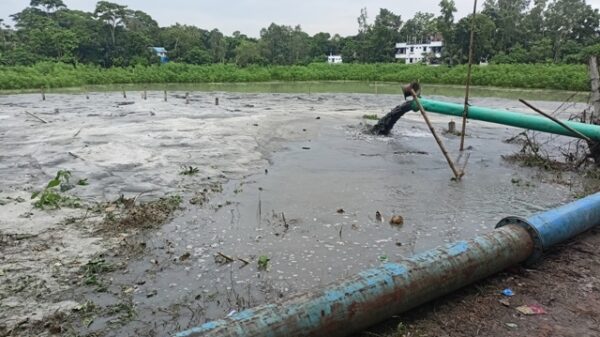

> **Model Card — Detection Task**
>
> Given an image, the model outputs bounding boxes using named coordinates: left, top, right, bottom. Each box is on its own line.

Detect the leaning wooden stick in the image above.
left=411, top=89, right=463, bottom=180
left=519, top=99, right=592, bottom=142
left=217, top=252, right=235, bottom=262
left=25, top=111, right=48, bottom=124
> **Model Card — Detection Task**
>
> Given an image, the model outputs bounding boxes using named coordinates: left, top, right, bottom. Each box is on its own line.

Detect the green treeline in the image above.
left=0, top=62, right=589, bottom=91
left=0, top=0, right=599, bottom=67
left=0, top=0, right=598, bottom=90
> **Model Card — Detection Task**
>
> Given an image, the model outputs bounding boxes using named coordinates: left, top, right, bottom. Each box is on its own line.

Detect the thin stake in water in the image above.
left=460, top=0, right=478, bottom=151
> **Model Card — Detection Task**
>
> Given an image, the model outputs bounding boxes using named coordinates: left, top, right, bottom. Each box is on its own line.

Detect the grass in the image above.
left=0, top=62, right=590, bottom=91
left=362, top=114, right=380, bottom=120
left=81, top=258, right=115, bottom=292
left=98, top=194, right=182, bottom=232
left=179, top=166, right=200, bottom=176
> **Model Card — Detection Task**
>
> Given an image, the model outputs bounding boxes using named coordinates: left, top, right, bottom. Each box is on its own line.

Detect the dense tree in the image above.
left=30, top=0, right=65, bottom=13
left=545, top=0, right=600, bottom=62
left=454, top=14, right=496, bottom=63
left=182, top=47, right=211, bottom=65
left=483, top=0, right=530, bottom=51
left=1, top=0, right=599, bottom=67
left=360, top=8, right=403, bottom=62
left=94, top=1, right=128, bottom=46
left=208, top=29, right=226, bottom=63
left=400, top=12, right=436, bottom=44
left=235, top=40, right=263, bottom=66
left=436, top=0, right=458, bottom=65
left=159, top=24, right=206, bottom=61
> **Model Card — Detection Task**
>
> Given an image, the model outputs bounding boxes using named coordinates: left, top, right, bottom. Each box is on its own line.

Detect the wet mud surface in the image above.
left=0, top=90, right=593, bottom=336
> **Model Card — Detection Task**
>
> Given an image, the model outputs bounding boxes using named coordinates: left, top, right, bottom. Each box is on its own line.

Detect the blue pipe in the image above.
left=496, top=192, right=600, bottom=263
left=174, top=193, right=600, bottom=337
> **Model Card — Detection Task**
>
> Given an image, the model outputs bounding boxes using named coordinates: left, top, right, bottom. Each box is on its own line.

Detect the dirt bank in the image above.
left=359, top=227, right=600, bottom=337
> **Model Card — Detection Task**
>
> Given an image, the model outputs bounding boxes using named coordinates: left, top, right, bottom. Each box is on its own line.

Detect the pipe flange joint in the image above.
left=495, top=216, right=543, bottom=265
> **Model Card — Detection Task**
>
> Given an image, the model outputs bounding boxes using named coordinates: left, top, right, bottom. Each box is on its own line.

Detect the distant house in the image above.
left=150, top=47, right=169, bottom=63
left=395, top=41, right=443, bottom=65
left=327, top=54, right=343, bottom=64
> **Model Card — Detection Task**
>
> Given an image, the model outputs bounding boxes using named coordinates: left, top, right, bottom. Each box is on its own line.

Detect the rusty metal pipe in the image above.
left=175, top=225, right=533, bottom=337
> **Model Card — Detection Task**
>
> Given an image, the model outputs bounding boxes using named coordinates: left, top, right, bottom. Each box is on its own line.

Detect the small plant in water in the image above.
left=31, top=170, right=82, bottom=209
left=257, top=255, right=270, bottom=270
left=180, top=166, right=200, bottom=176
left=397, top=322, right=408, bottom=335
left=362, top=114, right=379, bottom=120
left=82, top=258, right=114, bottom=292
left=77, top=178, right=89, bottom=186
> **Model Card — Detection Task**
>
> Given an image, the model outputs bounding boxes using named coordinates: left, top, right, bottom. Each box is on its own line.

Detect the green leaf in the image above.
left=47, top=179, right=60, bottom=188
left=257, top=255, right=270, bottom=270
left=31, top=191, right=41, bottom=199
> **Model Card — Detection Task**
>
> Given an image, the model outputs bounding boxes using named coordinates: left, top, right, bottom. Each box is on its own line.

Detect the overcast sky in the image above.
left=2, top=0, right=600, bottom=37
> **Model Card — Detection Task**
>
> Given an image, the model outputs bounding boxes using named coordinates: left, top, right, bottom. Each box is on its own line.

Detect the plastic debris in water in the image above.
left=516, top=304, right=546, bottom=315
left=501, top=288, right=514, bottom=297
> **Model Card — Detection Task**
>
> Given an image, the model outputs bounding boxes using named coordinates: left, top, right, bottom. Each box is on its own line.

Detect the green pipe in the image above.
left=411, top=98, right=600, bottom=141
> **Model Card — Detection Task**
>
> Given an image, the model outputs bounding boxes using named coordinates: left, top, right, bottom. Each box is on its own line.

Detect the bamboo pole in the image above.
left=460, top=0, right=478, bottom=151
left=589, top=56, right=600, bottom=119
left=519, top=99, right=592, bottom=142
left=26, top=111, right=48, bottom=124
left=411, top=89, right=463, bottom=180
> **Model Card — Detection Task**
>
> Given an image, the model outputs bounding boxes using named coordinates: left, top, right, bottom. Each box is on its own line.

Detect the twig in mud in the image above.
left=519, top=99, right=592, bottom=142
left=339, top=224, right=343, bottom=240
left=257, top=191, right=262, bottom=227
left=505, top=131, right=528, bottom=144
left=217, top=252, right=235, bottom=263
left=459, top=152, right=471, bottom=174
left=68, top=152, right=82, bottom=160
left=73, top=129, right=82, bottom=138
left=238, top=257, right=250, bottom=265
left=552, top=92, right=579, bottom=115
left=132, top=191, right=148, bottom=207
left=25, top=111, right=48, bottom=124
left=6, top=233, right=39, bottom=241
left=282, top=212, right=288, bottom=230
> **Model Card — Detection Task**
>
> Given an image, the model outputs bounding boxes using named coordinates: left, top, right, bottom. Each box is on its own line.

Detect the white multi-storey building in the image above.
left=395, top=41, right=443, bottom=64
left=327, top=54, right=343, bottom=64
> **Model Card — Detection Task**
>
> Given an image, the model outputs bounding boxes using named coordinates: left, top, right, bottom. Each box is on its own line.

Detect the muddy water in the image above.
left=9, top=81, right=589, bottom=102
left=0, top=89, right=587, bottom=336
